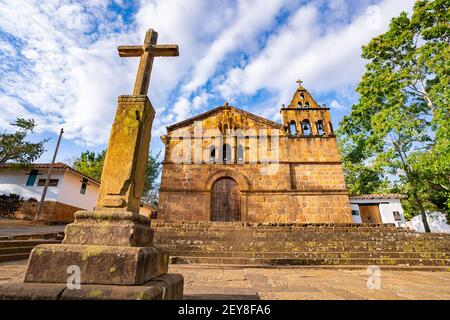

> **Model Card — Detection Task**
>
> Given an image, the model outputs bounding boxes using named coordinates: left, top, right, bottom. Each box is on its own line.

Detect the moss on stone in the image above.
left=89, top=289, right=103, bottom=298
left=136, top=291, right=150, bottom=300
left=82, top=246, right=106, bottom=261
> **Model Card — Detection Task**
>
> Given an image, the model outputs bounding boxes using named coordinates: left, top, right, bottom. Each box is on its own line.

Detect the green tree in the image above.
left=338, top=0, right=449, bottom=232
left=0, top=118, right=47, bottom=164
left=142, top=151, right=162, bottom=205
left=72, top=150, right=106, bottom=181
left=73, top=149, right=161, bottom=204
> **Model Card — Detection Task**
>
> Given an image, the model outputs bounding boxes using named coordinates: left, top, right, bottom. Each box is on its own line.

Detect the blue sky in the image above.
left=0, top=0, right=416, bottom=164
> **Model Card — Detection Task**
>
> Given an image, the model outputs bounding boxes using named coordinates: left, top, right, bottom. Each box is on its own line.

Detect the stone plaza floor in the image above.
left=0, top=219, right=65, bottom=237
left=1, top=260, right=449, bottom=300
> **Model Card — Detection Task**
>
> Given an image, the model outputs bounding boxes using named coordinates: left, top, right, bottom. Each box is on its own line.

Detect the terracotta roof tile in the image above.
left=0, top=162, right=100, bottom=184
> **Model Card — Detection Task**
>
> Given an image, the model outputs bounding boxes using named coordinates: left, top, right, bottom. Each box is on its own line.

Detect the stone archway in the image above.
left=211, top=177, right=241, bottom=221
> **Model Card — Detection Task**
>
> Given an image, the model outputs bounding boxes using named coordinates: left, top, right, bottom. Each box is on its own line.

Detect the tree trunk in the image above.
left=394, top=140, right=431, bottom=233
left=410, top=183, right=431, bottom=233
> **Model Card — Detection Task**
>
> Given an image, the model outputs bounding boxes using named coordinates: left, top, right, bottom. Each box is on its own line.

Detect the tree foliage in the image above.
left=0, top=118, right=47, bottom=164
left=73, top=149, right=161, bottom=204
left=0, top=193, right=23, bottom=218
left=72, top=150, right=106, bottom=182
left=337, top=0, right=449, bottom=229
left=142, top=150, right=162, bottom=205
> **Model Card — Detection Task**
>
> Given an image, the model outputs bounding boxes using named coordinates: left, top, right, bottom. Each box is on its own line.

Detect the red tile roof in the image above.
left=0, top=162, right=100, bottom=184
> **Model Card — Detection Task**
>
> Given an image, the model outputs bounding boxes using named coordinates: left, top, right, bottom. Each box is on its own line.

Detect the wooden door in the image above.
left=211, top=178, right=240, bottom=221
left=359, top=205, right=382, bottom=224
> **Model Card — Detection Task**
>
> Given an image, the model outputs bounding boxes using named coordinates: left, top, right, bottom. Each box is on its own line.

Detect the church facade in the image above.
left=158, top=82, right=352, bottom=223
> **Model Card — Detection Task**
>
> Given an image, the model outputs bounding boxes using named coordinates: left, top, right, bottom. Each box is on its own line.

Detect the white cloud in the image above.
left=182, top=0, right=294, bottom=94
left=217, top=0, right=416, bottom=116
left=172, top=97, right=190, bottom=122
left=0, top=0, right=417, bottom=151
left=0, top=39, right=16, bottom=56
left=329, top=99, right=346, bottom=110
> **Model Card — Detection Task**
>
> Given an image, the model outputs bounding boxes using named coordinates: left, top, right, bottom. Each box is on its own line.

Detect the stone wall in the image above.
left=15, top=200, right=81, bottom=222
left=159, top=152, right=351, bottom=223
left=158, top=90, right=352, bottom=224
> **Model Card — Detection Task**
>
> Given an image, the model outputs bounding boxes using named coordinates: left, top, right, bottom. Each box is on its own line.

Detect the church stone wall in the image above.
left=158, top=85, right=352, bottom=224
left=159, top=160, right=351, bottom=223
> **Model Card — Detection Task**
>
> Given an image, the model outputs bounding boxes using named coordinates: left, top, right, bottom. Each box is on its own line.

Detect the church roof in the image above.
left=166, top=105, right=284, bottom=131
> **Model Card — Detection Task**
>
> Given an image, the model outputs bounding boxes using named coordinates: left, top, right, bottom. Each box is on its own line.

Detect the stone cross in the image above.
left=0, top=29, right=185, bottom=300
left=118, top=29, right=179, bottom=96
left=296, top=79, right=303, bottom=87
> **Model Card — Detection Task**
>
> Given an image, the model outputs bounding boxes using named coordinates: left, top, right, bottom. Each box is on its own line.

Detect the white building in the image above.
left=349, top=194, right=407, bottom=227
left=0, top=163, right=152, bottom=222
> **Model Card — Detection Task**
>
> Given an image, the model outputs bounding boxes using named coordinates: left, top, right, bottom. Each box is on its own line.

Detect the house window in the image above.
left=80, top=178, right=88, bottom=195
left=37, top=178, right=59, bottom=187
left=26, top=170, right=39, bottom=186
left=393, top=211, right=401, bottom=221
left=351, top=210, right=360, bottom=216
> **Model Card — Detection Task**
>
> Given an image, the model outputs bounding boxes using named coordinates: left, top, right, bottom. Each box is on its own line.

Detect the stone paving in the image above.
left=0, top=219, right=66, bottom=237
left=1, top=260, right=449, bottom=300
left=174, top=265, right=450, bottom=300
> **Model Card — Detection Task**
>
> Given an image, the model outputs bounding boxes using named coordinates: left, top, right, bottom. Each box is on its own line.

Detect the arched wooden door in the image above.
left=211, top=178, right=240, bottom=221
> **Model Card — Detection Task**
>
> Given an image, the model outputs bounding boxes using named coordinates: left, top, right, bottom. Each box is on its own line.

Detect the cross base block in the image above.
left=0, top=274, right=183, bottom=300
left=24, top=244, right=168, bottom=285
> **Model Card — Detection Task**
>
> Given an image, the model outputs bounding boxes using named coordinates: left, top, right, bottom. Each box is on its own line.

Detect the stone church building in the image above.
left=158, top=82, right=352, bottom=223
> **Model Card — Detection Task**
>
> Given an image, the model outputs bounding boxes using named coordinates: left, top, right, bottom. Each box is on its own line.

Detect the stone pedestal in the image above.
left=0, top=95, right=183, bottom=300
left=24, top=211, right=168, bottom=286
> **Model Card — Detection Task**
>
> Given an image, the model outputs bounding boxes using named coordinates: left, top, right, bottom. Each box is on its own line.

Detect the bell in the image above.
left=303, top=124, right=309, bottom=131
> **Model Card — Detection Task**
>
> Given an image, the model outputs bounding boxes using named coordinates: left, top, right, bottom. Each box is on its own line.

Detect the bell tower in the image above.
left=280, top=80, right=334, bottom=137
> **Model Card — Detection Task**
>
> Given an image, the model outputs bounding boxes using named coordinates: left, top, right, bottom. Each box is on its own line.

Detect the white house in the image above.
left=0, top=163, right=152, bottom=222
left=349, top=194, right=407, bottom=227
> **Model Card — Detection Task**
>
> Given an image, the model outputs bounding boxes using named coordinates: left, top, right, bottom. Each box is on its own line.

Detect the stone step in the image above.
left=0, top=232, right=64, bottom=241
left=0, top=246, right=36, bottom=255
left=169, top=256, right=450, bottom=266
left=167, top=250, right=449, bottom=259
left=0, top=239, right=60, bottom=248
left=0, top=239, right=62, bottom=263
left=154, top=228, right=432, bottom=238
left=157, top=237, right=449, bottom=246
left=157, top=242, right=450, bottom=252
left=151, top=225, right=415, bottom=233
left=156, top=236, right=426, bottom=243
left=153, top=222, right=450, bottom=267
left=152, top=221, right=399, bottom=229
left=0, top=253, right=30, bottom=263
left=152, top=225, right=415, bottom=233
left=172, top=263, right=450, bottom=272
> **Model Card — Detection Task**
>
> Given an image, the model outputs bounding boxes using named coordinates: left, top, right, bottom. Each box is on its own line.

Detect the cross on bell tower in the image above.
left=296, top=79, right=306, bottom=91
